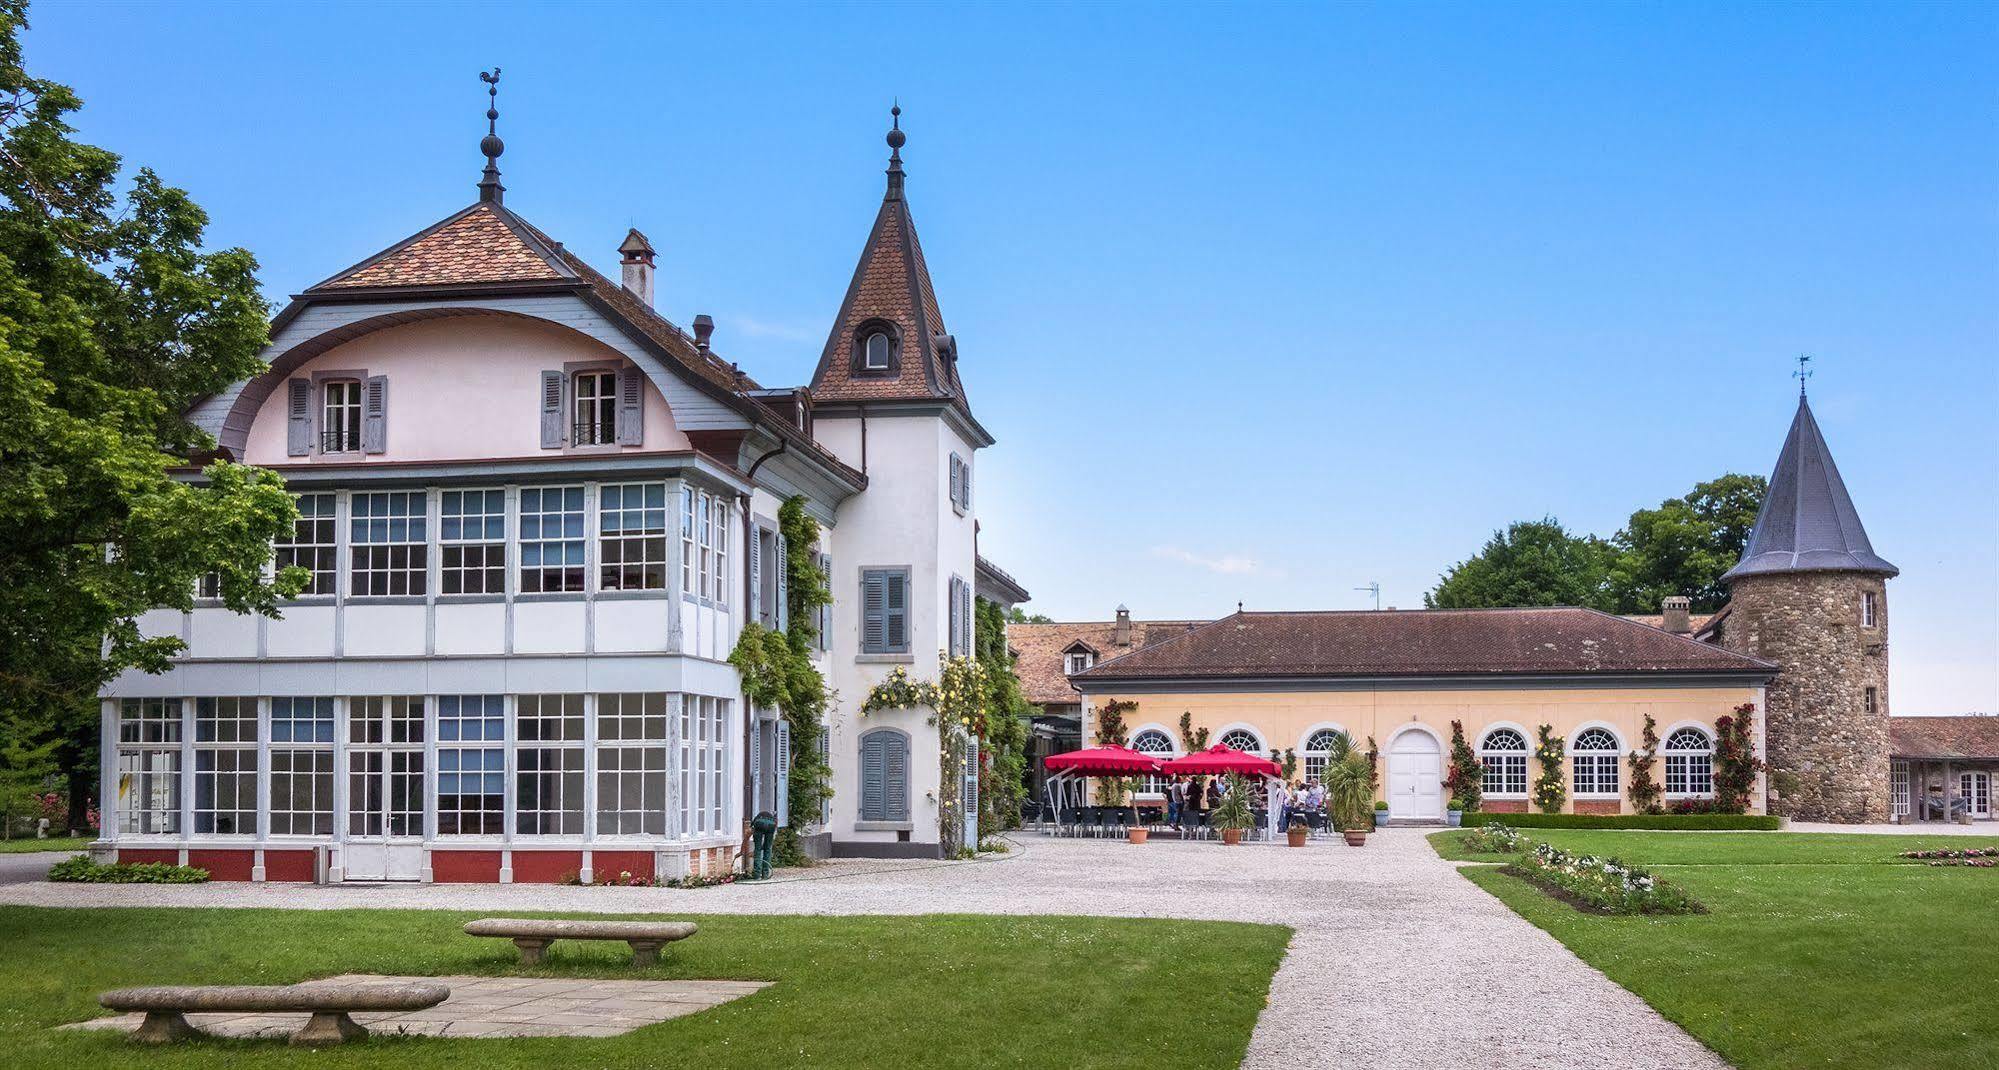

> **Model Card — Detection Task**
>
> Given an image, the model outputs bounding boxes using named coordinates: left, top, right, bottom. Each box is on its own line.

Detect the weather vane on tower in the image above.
left=477, top=68, right=505, bottom=205
left=1794, top=354, right=1813, bottom=398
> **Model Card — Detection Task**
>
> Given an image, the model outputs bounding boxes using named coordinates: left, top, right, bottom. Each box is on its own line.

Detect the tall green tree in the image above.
left=1608, top=473, right=1767, bottom=613
left=0, top=1, right=303, bottom=824
left=1425, top=518, right=1619, bottom=610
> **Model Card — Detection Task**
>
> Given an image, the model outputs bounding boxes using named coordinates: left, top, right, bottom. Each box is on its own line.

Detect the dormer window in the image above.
left=321, top=380, right=362, bottom=453
left=573, top=370, right=616, bottom=446
left=850, top=321, right=900, bottom=378
left=864, top=332, right=891, bottom=370
left=1066, top=651, right=1094, bottom=675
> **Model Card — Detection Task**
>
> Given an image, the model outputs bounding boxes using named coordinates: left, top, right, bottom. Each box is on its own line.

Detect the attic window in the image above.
left=864, top=333, right=890, bottom=370
left=1066, top=652, right=1094, bottom=674
left=851, top=321, right=899, bottom=378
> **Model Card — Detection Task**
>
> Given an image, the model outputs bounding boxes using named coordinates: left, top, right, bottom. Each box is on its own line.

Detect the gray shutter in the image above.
left=775, top=533, right=789, bottom=632
left=861, top=570, right=886, bottom=653
left=949, top=455, right=962, bottom=511
left=361, top=375, right=389, bottom=454
left=961, top=460, right=972, bottom=510
left=749, top=718, right=763, bottom=817
left=962, top=581, right=974, bottom=657
left=749, top=527, right=763, bottom=627
left=860, top=734, right=886, bottom=820
left=963, top=737, right=979, bottom=847
left=886, top=733, right=910, bottom=821
left=775, top=719, right=791, bottom=827
left=947, top=578, right=960, bottom=657
left=286, top=378, right=313, bottom=456
left=539, top=370, right=564, bottom=448
left=616, top=367, right=645, bottom=445
left=885, top=571, right=908, bottom=654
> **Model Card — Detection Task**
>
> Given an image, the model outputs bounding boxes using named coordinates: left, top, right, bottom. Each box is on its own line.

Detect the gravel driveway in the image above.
left=0, top=829, right=1726, bottom=1069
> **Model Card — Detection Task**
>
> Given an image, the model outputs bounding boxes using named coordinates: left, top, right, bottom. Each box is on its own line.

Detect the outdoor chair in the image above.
left=1058, top=807, right=1080, bottom=836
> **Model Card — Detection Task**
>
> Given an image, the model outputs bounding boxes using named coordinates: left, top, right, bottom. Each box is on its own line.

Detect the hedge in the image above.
left=1459, top=812, right=1781, bottom=831
left=47, top=854, right=210, bottom=884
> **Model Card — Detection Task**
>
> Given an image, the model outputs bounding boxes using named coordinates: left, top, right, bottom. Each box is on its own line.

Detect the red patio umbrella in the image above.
left=1158, top=743, right=1282, bottom=778
left=1043, top=745, right=1165, bottom=776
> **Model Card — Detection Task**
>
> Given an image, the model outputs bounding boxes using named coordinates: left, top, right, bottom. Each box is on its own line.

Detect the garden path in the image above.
left=2, top=830, right=1726, bottom=1070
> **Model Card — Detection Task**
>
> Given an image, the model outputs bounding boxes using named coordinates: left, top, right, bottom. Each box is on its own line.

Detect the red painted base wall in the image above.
left=265, top=850, right=316, bottom=882
left=431, top=850, right=502, bottom=883
left=590, top=850, right=655, bottom=881
left=117, top=849, right=180, bottom=866
left=187, top=849, right=254, bottom=881
left=512, top=851, right=583, bottom=884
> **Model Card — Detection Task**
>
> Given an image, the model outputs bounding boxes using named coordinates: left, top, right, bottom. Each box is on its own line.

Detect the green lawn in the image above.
left=1433, top=829, right=1999, bottom=1070
left=0, top=837, right=93, bottom=854
left=0, top=907, right=1287, bottom=1069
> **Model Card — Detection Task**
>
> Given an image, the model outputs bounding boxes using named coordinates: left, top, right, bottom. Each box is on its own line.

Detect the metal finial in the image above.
left=1794, top=354, right=1813, bottom=398
left=477, top=68, right=506, bottom=204
left=883, top=101, right=906, bottom=200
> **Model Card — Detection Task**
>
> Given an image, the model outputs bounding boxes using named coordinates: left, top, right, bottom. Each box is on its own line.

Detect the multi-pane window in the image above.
left=193, top=697, right=258, bottom=835
left=516, top=695, right=584, bottom=836
left=1864, top=687, right=1878, bottom=714
left=1065, top=652, right=1094, bottom=674
left=1891, top=760, right=1911, bottom=819
left=1130, top=729, right=1174, bottom=794
left=519, top=486, right=585, bottom=593
left=117, top=698, right=182, bottom=834
left=598, top=693, right=669, bottom=836
left=436, top=695, right=505, bottom=834
left=440, top=489, right=506, bottom=595
left=1302, top=728, right=1346, bottom=782
left=348, top=697, right=424, bottom=839
left=1571, top=727, right=1622, bottom=796
left=600, top=482, right=668, bottom=591
left=709, top=495, right=729, bottom=602
left=1219, top=729, right=1262, bottom=753
left=1862, top=591, right=1878, bottom=628
left=195, top=571, right=222, bottom=600
left=860, top=568, right=910, bottom=654
left=681, top=488, right=698, bottom=595
left=1664, top=727, right=1715, bottom=796
left=350, top=491, right=427, bottom=597
left=322, top=379, right=362, bottom=452
left=1481, top=727, right=1530, bottom=796
left=572, top=370, right=616, bottom=446
left=269, top=697, right=334, bottom=836
left=275, top=493, right=337, bottom=595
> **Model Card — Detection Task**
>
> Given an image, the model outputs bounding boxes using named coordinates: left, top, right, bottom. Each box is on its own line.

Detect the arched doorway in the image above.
left=1386, top=730, right=1443, bottom=821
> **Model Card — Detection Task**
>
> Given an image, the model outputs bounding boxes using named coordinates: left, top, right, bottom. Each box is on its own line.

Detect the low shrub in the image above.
left=1461, top=812, right=1780, bottom=831
left=1898, top=848, right=1996, bottom=868
left=48, top=855, right=209, bottom=884
left=1509, top=842, right=1703, bottom=915
left=1460, top=823, right=1528, bottom=855
left=976, top=839, right=1010, bottom=854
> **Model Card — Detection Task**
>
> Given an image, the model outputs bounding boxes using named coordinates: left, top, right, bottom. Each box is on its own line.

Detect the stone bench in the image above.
left=463, top=918, right=699, bottom=967
left=99, top=981, right=449, bottom=1046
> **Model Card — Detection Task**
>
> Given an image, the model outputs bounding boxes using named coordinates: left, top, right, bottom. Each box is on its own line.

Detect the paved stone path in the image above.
left=69, top=974, right=769, bottom=1039
left=7, top=829, right=1727, bottom=1069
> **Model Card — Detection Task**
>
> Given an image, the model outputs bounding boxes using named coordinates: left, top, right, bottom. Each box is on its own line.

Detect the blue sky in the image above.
left=24, top=2, right=1996, bottom=712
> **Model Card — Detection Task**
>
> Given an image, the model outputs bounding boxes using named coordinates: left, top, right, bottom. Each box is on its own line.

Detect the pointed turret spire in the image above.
left=1724, top=393, right=1897, bottom=581
left=477, top=68, right=505, bottom=204
left=885, top=102, right=906, bottom=202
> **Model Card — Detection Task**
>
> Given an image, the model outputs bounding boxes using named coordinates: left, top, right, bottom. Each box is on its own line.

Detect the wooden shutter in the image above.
left=775, top=719, right=791, bottom=827
left=539, top=371, right=564, bottom=448
left=749, top=718, right=763, bottom=818
left=616, top=367, right=645, bottom=445
left=962, top=737, right=979, bottom=846
left=885, top=733, right=910, bottom=821
left=775, top=533, right=789, bottom=632
left=286, top=378, right=313, bottom=456
left=949, top=455, right=963, bottom=511
left=947, top=578, right=961, bottom=657
left=860, top=733, right=886, bottom=820
left=361, top=375, right=389, bottom=454
left=961, top=580, right=974, bottom=657
left=861, top=570, right=887, bottom=653
left=884, top=570, right=908, bottom=653
left=749, top=526, right=763, bottom=626
left=960, top=460, right=972, bottom=510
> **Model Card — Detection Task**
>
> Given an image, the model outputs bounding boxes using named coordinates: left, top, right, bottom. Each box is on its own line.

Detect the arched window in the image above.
left=1664, top=727, right=1714, bottom=796
left=1480, top=727, right=1529, bottom=797
left=1571, top=727, right=1622, bottom=796
left=1219, top=728, right=1262, bottom=753
left=863, top=331, right=891, bottom=371
left=1301, top=729, right=1346, bottom=783
left=1130, top=729, right=1173, bottom=794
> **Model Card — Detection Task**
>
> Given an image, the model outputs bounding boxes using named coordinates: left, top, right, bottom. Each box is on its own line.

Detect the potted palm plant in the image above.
left=1210, top=772, right=1256, bottom=845
left=1328, top=751, right=1375, bottom=847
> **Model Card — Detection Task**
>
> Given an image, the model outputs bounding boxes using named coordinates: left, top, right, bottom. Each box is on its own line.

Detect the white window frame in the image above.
left=863, top=331, right=891, bottom=371
left=439, top=488, right=507, bottom=596
left=1218, top=728, right=1263, bottom=753
left=276, top=492, right=338, bottom=597
left=1130, top=729, right=1174, bottom=794
left=192, top=697, right=258, bottom=836
left=709, top=495, right=730, bottom=604
left=268, top=697, right=335, bottom=837
left=1570, top=726, right=1622, bottom=798
left=116, top=698, right=183, bottom=836
left=572, top=369, right=617, bottom=446
left=515, top=694, right=585, bottom=836
left=1301, top=728, right=1346, bottom=783
left=518, top=485, right=586, bottom=594
left=1663, top=726, right=1716, bottom=798
left=347, top=696, right=426, bottom=840
left=1480, top=726, right=1530, bottom=798
left=599, top=482, right=669, bottom=592
left=348, top=490, right=428, bottom=598
left=1862, top=591, right=1878, bottom=629
left=1065, top=652, right=1094, bottom=675
left=321, top=378, right=363, bottom=454
left=435, top=695, right=506, bottom=836
left=597, top=693, right=670, bottom=837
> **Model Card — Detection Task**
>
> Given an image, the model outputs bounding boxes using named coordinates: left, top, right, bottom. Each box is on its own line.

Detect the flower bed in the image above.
left=1897, top=848, right=1997, bottom=868
left=1460, top=823, right=1528, bottom=855
left=1504, top=842, right=1703, bottom=915
left=48, top=855, right=209, bottom=884
left=1461, top=812, right=1780, bottom=831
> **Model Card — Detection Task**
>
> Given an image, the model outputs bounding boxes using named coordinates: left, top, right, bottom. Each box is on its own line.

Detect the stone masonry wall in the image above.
left=1722, top=573, right=1891, bottom=822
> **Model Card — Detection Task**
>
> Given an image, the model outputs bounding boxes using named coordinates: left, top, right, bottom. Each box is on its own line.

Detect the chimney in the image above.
left=1113, top=604, right=1132, bottom=647
left=1661, top=595, right=1692, bottom=635
left=692, top=314, right=715, bottom=353
left=618, top=229, right=656, bottom=306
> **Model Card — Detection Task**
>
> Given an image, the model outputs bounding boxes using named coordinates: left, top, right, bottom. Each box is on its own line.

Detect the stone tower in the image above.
left=1719, top=395, right=1897, bottom=822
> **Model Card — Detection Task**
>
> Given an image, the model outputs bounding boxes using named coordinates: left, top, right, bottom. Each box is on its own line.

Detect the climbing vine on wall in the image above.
left=974, top=597, right=1033, bottom=832
left=726, top=496, right=832, bottom=866
left=1444, top=719, right=1483, bottom=812
left=1532, top=724, right=1567, bottom=814
left=1627, top=713, right=1662, bottom=814
left=1092, top=699, right=1137, bottom=805
left=861, top=655, right=990, bottom=856
left=1713, top=703, right=1764, bottom=815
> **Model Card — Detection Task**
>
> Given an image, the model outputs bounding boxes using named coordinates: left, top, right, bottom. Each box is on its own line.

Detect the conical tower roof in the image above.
left=1723, top=396, right=1897, bottom=581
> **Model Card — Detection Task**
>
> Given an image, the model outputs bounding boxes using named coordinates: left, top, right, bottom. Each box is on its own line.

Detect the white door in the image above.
left=1961, top=772, right=1992, bottom=819
left=345, top=748, right=425, bottom=881
left=1387, top=732, right=1444, bottom=821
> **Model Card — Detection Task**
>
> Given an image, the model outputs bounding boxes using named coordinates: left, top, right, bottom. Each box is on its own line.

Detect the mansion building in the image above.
left=95, top=100, right=1025, bottom=882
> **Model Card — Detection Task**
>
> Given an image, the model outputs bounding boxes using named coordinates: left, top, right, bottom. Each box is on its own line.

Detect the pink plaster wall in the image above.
left=242, top=316, right=687, bottom=465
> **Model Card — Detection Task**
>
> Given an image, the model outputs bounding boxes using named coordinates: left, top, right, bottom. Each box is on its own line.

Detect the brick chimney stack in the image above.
left=618, top=229, right=656, bottom=307
left=1661, top=595, right=1692, bottom=635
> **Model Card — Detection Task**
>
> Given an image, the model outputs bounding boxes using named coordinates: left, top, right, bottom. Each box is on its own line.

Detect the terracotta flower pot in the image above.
left=1287, top=827, right=1310, bottom=848
left=1221, top=828, right=1245, bottom=846
left=1343, top=830, right=1368, bottom=847
left=1128, top=827, right=1149, bottom=845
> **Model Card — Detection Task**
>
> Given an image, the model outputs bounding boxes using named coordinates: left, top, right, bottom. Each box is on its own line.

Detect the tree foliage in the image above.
left=1426, top=519, right=1618, bottom=610
left=973, top=596, right=1033, bottom=832
left=0, top=3, right=302, bottom=818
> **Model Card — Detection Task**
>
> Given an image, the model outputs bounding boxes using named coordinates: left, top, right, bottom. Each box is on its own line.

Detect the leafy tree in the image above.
left=1005, top=606, right=1052, bottom=625
left=1608, top=474, right=1767, bottom=613
left=0, top=3, right=304, bottom=825
left=1426, top=519, right=1618, bottom=610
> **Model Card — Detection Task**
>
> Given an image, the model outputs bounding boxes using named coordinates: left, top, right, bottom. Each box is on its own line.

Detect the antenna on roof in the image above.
left=1793, top=354, right=1813, bottom=398
left=1355, top=582, right=1381, bottom=610
left=477, top=68, right=505, bottom=205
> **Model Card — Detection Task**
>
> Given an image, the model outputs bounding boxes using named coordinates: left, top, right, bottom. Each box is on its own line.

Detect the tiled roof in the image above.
left=1010, top=619, right=1208, bottom=706
left=1073, top=608, right=1778, bottom=684
left=1724, top=396, right=1897, bottom=580
left=313, top=204, right=568, bottom=290
left=1619, top=612, right=1717, bottom=634
left=1890, top=716, right=1999, bottom=760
